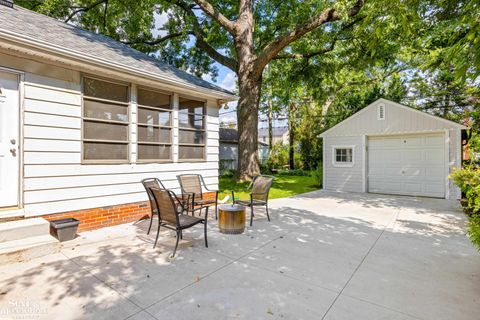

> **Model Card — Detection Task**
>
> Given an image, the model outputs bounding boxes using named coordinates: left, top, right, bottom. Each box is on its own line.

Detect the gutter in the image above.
left=0, top=29, right=238, bottom=101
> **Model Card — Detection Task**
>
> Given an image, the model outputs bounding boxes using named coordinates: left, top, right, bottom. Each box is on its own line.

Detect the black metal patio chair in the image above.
left=232, top=175, right=274, bottom=226
left=141, top=178, right=166, bottom=236
left=148, top=187, right=208, bottom=257
left=141, top=178, right=192, bottom=235
left=177, top=174, right=218, bottom=219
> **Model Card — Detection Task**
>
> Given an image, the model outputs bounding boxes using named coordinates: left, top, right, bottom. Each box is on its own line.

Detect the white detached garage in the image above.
left=320, top=98, right=466, bottom=200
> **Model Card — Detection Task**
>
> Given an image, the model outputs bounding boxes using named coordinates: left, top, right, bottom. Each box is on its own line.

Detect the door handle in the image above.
left=10, top=148, right=16, bottom=157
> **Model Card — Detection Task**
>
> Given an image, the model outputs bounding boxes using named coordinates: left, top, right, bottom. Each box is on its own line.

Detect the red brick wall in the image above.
left=39, top=201, right=151, bottom=232
left=37, top=191, right=217, bottom=233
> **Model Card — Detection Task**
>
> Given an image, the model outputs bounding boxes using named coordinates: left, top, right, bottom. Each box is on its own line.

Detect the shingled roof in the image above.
left=0, top=5, right=234, bottom=96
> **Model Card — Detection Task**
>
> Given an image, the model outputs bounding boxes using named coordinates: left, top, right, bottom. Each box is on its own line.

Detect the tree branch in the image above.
left=121, top=32, right=192, bottom=45
left=192, top=0, right=236, bottom=35
left=174, top=0, right=238, bottom=71
left=272, top=16, right=363, bottom=60
left=65, top=0, right=108, bottom=23
left=254, top=0, right=365, bottom=74
left=273, top=39, right=338, bottom=60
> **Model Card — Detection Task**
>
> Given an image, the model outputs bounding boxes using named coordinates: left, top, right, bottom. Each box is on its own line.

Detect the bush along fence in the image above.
left=450, top=166, right=480, bottom=251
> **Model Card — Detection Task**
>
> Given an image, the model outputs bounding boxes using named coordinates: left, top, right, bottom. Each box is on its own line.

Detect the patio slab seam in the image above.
left=320, top=208, right=402, bottom=320
left=135, top=228, right=298, bottom=315
left=340, top=293, right=425, bottom=320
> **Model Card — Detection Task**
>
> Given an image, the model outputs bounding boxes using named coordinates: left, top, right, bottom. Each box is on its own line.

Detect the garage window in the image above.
left=332, top=146, right=354, bottom=167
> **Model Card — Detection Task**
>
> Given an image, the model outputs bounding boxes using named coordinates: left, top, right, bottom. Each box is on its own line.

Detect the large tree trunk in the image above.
left=237, top=74, right=262, bottom=181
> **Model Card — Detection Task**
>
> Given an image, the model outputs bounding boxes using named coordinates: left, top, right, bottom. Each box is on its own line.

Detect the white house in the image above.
left=258, top=126, right=289, bottom=145
left=320, top=98, right=466, bottom=200
left=0, top=4, right=236, bottom=228
left=219, top=128, right=269, bottom=171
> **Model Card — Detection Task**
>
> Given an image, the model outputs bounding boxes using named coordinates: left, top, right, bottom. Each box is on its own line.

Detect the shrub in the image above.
left=468, top=215, right=480, bottom=251
left=277, top=169, right=310, bottom=176
left=450, top=166, right=480, bottom=250
left=220, top=169, right=236, bottom=177
left=312, top=164, right=323, bottom=188
left=450, top=166, right=480, bottom=214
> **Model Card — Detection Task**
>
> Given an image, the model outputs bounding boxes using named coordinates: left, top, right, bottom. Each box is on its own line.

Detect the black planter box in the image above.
left=50, top=218, right=80, bottom=242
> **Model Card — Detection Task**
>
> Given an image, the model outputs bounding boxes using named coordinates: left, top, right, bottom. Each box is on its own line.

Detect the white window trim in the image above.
left=377, top=103, right=385, bottom=120
left=332, top=145, right=355, bottom=167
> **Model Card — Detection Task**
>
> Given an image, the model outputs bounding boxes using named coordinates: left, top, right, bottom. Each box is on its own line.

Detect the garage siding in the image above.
left=321, top=99, right=464, bottom=199
left=324, top=136, right=364, bottom=192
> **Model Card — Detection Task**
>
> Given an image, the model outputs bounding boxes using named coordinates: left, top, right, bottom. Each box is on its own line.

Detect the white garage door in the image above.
left=368, top=133, right=445, bottom=198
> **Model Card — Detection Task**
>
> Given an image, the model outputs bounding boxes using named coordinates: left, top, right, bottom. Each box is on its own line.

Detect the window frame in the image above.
left=136, top=86, right=174, bottom=163
left=81, top=75, right=131, bottom=164
left=332, top=145, right=355, bottom=167
left=178, top=96, right=207, bottom=162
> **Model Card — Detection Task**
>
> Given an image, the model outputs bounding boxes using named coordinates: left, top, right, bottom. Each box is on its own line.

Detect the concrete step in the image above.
left=0, top=218, right=50, bottom=243
left=0, top=234, right=60, bottom=265
left=0, top=208, right=24, bottom=219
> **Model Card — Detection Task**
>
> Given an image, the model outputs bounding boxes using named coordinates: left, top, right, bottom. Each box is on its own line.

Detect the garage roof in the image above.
left=320, top=98, right=466, bottom=137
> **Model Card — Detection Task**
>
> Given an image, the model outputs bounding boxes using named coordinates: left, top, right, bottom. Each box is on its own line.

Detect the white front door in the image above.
left=368, top=133, right=445, bottom=198
left=0, top=71, right=20, bottom=207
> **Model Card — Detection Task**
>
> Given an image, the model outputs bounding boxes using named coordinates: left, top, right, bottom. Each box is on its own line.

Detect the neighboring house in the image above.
left=320, top=98, right=466, bottom=200
left=219, top=128, right=268, bottom=170
left=258, top=126, right=289, bottom=145
left=0, top=5, right=236, bottom=230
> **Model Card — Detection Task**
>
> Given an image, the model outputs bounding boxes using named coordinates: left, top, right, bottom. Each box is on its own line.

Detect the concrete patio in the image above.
left=0, top=190, right=479, bottom=320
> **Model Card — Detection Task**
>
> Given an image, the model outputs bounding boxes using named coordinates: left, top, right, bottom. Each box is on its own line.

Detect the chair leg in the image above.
left=180, top=230, right=183, bottom=239
left=250, top=204, right=254, bottom=226
left=266, top=204, right=271, bottom=222
left=147, top=212, right=154, bottom=235
left=204, top=207, right=209, bottom=248
left=172, top=230, right=180, bottom=257
left=153, top=220, right=161, bottom=248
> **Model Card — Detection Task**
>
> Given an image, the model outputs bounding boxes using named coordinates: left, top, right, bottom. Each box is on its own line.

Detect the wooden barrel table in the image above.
left=218, top=204, right=246, bottom=234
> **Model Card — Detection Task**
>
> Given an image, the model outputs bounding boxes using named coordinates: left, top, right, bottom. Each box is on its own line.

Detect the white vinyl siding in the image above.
left=321, top=99, right=464, bottom=200
left=20, top=70, right=219, bottom=216
left=324, top=136, right=363, bottom=192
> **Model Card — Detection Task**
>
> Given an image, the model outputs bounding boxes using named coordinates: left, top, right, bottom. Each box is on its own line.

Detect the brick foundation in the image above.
left=37, top=191, right=217, bottom=233
left=40, top=201, right=151, bottom=232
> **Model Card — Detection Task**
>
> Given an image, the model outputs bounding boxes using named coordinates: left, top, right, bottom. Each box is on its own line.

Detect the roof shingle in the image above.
left=0, top=5, right=234, bottom=95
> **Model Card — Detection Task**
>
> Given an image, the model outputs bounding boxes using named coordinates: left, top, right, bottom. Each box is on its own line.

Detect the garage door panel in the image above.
left=368, top=133, right=445, bottom=198
left=369, top=137, right=403, bottom=148
left=405, top=136, right=422, bottom=146
left=425, top=150, right=444, bottom=164
left=425, top=135, right=444, bottom=145
left=369, top=180, right=402, bottom=193
left=404, top=150, right=423, bottom=162
left=426, top=167, right=444, bottom=177
left=403, top=183, right=423, bottom=193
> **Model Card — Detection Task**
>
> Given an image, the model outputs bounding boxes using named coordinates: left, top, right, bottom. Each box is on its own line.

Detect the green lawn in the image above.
left=219, top=174, right=321, bottom=202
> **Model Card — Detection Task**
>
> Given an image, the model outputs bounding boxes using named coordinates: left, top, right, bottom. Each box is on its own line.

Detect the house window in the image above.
left=82, top=77, right=129, bottom=162
left=332, top=146, right=354, bottom=167
left=178, top=97, right=206, bottom=160
left=137, top=88, right=172, bottom=161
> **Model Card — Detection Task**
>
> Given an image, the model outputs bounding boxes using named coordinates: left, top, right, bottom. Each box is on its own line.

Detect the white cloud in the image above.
left=152, top=11, right=169, bottom=37
left=219, top=71, right=237, bottom=92
left=202, top=73, right=214, bottom=83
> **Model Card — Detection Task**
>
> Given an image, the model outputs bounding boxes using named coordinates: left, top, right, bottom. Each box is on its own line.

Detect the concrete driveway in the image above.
left=1, top=191, right=479, bottom=320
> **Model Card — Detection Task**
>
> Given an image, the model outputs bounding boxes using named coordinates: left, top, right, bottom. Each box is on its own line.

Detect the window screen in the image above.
left=178, top=97, right=206, bottom=160
left=83, top=77, right=129, bottom=162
